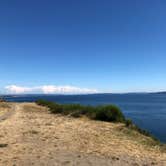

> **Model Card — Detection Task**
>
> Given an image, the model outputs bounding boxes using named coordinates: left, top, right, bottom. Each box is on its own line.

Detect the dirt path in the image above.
left=0, top=103, right=165, bottom=166
left=0, top=104, right=16, bottom=122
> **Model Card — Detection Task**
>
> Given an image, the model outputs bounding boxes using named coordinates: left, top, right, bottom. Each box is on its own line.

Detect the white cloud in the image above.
left=5, top=85, right=32, bottom=94
left=5, top=85, right=98, bottom=94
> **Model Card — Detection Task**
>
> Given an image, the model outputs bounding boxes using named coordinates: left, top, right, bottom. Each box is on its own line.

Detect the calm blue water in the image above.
left=2, top=93, right=166, bottom=143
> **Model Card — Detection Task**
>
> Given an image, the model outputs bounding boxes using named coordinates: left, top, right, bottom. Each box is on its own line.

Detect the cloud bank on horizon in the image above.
left=5, top=85, right=98, bottom=94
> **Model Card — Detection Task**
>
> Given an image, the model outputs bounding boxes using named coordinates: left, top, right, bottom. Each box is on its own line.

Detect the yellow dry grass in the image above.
left=0, top=102, right=165, bottom=166
left=0, top=102, right=11, bottom=116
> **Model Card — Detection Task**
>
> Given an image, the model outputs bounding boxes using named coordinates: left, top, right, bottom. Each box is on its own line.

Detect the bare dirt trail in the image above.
left=0, top=103, right=165, bottom=166
left=0, top=104, right=16, bottom=122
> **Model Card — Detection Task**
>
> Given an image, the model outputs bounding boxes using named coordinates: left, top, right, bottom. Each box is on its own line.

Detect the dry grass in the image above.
left=0, top=102, right=165, bottom=166
left=0, top=102, right=11, bottom=116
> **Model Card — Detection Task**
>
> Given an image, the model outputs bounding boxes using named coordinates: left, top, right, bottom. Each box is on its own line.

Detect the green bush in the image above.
left=125, top=119, right=133, bottom=127
left=70, top=111, right=82, bottom=118
left=36, top=99, right=63, bottom=113
left=94, top=105, right=125, bottom=122
left=36, top=99, right=54, bottom=107
left=36, top=99, right=48, bottom=106
left=62, top=104, right=83, bottom=115
left=36, top=100, right=125, bottom=123
left=49, top=104, right=63, bottom=114
left=85, top=106, right=96, bottom=119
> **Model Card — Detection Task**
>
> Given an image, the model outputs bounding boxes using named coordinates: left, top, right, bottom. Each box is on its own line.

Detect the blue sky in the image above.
left=0, top=0, right=166, bottom=94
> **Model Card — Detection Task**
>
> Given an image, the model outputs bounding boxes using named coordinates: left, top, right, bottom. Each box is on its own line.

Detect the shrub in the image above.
left=36, top=99, right=53, bottom=107
left=36, top=99, right=62, bottom=113
left=70, top=111, right=82, bottom=118
left=94, top=105, right=125, bottom=122
left=85, top=106, right=96, bottom=119
left=125, top=119, right=133, bottom=127
left=36, top=100, right=125, bottom=123
left=62, top=104, right=83, bottom=115
left=49, top=104, right=63, bottom=114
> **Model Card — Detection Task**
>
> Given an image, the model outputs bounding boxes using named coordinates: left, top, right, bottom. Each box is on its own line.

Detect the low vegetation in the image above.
left=36, top=99, right=160, bottom=142
left=36, top=99, right=125, bottom=123
left=125, top=118, right=159, bottom=142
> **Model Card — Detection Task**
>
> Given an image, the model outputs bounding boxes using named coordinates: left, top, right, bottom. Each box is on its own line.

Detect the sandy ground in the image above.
left=0, top=102, right=165, bottom=166
left=0, top=103, right=11, bottom=116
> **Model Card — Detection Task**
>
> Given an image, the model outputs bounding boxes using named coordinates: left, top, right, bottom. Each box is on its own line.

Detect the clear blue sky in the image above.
left=0, top=0, right=166, bottom=93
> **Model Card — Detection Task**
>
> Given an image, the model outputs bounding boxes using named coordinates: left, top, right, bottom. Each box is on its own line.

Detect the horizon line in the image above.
left=1, top=91, right=166, bottom=96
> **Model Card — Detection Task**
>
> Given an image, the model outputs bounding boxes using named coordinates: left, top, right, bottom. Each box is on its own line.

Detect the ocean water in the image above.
left=2, top=93, right=166, bottom=143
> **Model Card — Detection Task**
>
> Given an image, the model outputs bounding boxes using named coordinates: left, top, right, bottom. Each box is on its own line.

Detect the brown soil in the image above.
left=0, top=103, right=165, bottom=166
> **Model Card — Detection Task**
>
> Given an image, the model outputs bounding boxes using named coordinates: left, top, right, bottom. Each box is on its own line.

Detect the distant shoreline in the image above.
left=1, top=91, right=166, bottom=96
